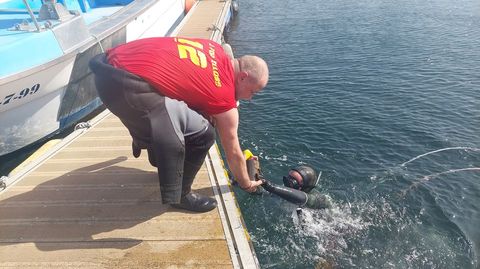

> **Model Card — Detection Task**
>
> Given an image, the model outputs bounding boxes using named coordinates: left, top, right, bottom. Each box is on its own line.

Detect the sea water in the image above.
left=226, top=0, right=480, bottom=268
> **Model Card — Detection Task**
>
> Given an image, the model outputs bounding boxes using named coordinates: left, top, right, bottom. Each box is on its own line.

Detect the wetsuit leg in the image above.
left=182, top=124, right=216, bottom=196
left=159, top=98, right=217, bottom=212
left=147, top=104, right=185, bottom=204
left=161, top=97, right=213, bottom=198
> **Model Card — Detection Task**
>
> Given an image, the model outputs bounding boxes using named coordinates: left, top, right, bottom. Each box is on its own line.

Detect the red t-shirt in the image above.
left=107, top=37, right=236, bottom=116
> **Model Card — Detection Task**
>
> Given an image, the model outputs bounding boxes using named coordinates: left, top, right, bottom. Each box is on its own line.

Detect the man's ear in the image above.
left=239, top=71, right=248, bottom=81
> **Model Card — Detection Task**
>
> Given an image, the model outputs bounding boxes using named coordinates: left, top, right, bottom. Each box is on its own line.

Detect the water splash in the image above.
left=252, top=200, right=375, bottom=268
left=401, top=147, right=480, bottom=167
left=295, top=202, right=372, bottom=264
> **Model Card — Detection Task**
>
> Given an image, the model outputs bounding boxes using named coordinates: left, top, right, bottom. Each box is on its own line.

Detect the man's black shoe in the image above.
left=171, top=192, right=217, bottom=212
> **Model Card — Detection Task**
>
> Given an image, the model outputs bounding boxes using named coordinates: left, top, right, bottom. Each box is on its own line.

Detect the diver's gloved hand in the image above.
left=261, top=179, right=309, bottom=206
left=260, top=179, right=275, bottom=192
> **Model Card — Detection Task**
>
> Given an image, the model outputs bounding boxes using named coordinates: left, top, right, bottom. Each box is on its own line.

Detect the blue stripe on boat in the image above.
left=0, top=26, right=64, bottom=78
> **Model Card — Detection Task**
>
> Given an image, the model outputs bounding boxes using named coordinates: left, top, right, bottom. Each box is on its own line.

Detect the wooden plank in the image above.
left=30, top=159, right=157, bottom=173
left=0, top=200, right=218, bottom=221
left=177, top=1, right=225, bottom=39
left=81, top=126, right=129, bottom=134
left=12, top=172, right=158, bottom=186
left=0, top=185, right=159, bottom=201
left=12, top=168, right=210, bottom=186
left=65, top=138, right=132, bottom=148
left=0, top=241, right=232, bottom=268
left=50, top=151, right=147, bottom=159
left=0, top=182, right=212, bottom=202
left=0, top=217, right=224, bottom=242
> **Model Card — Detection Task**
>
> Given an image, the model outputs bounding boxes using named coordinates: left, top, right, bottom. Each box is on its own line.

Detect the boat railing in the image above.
left=1, top=0, right=79, bottom=32
left=21, top=0, right=42, bottom=32
left=0, top=8, right=40, bottom=12
left=0, top=0, right=43, bottom=32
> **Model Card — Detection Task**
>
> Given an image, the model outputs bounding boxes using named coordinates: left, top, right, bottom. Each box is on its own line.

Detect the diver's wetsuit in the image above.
left=262, top=180, right=332, bottom=209
left=89, top=54, right=215, bottom=204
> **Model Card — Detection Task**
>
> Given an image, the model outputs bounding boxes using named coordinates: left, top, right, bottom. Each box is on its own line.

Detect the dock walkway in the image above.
left=0, top=1, right=259, bottom=268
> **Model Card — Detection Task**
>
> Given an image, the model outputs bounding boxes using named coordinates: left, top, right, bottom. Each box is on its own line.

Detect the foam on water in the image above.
left=298, top=202, right=371, bottom=257
left=252, top=200, right=372, bottom=268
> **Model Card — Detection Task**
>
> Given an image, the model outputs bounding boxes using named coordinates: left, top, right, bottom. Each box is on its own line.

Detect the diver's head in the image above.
left=282, top=165, right=320, bottom=193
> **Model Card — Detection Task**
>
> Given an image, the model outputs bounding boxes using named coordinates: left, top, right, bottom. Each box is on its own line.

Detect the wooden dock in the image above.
left=0, top=1, right=259, bottom=268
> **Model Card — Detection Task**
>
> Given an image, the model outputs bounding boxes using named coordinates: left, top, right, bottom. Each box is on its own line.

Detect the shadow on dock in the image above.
left=0, top=156, right=215, bottom=252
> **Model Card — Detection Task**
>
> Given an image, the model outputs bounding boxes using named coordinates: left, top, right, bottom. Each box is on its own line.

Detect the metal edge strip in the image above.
left=205, top=149, right=242, bottom=269
left=207, top=145, right=260, bottom=269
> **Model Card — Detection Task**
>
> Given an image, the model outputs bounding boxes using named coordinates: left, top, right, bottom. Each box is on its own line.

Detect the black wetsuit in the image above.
left=89, top=54, right=215, bottom=204
left=262, top=180, right=331, bottom=209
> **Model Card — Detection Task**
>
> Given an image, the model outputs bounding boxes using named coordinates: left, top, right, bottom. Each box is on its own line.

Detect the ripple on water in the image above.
left=228, top=0, right=480, bottom=267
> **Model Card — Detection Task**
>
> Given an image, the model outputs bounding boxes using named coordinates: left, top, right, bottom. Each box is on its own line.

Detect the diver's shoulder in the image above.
left=306, top=189, right=332, bottom=209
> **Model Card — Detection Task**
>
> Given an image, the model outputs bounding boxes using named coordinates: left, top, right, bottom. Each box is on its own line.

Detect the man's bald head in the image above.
left=238, top=55, right=269, bottom=89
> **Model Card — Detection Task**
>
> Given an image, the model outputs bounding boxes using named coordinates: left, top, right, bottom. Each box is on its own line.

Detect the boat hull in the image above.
left=0, top=0, right=184, bottom=156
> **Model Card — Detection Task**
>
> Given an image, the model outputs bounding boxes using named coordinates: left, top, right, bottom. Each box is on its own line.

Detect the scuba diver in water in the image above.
left=263, top=165, right=332, bottom=209
left=243, top=153, right=332, bottom=209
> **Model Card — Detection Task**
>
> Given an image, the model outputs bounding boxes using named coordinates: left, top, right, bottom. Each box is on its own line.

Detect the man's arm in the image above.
left=213, top=108, right=262, bottom=192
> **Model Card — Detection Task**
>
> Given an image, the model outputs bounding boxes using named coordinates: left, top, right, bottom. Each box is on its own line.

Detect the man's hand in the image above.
left=239, top=179, right=263, bottom=193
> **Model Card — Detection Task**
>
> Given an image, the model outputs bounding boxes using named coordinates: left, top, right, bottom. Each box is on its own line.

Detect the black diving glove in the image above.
left=261, top=179, right=308, bottom=206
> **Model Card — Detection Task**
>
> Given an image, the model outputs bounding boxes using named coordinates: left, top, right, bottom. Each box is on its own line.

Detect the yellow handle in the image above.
left=243, top=149, right=254, bottom=160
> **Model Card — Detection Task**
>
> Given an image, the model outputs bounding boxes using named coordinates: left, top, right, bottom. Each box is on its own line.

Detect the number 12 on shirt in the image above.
left=174, top=38, right=207, bottom=68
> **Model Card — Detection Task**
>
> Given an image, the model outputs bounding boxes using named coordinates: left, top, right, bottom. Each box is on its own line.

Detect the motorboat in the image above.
left=0, top=0, right=187, bottom=156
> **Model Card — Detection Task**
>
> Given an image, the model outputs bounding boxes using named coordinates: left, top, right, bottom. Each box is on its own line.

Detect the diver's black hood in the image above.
left=289, top=165, right=319, bottom=193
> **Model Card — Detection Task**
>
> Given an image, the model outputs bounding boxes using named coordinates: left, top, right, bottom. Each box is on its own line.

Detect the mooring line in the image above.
left=401, top=147, right=480, bottom=167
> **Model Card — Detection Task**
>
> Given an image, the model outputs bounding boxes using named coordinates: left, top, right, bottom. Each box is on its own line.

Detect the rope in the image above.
left=74, top=122, right=91, bottom=130
left=91, top=34, right=105, bottom=53
left=0, top=176, right=7, bottom=191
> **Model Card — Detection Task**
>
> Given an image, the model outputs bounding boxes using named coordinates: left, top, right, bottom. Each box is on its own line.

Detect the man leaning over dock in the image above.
left=89, top=37, right=268, bottom=212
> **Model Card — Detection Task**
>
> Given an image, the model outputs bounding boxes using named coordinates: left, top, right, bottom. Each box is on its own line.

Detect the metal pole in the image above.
left=22, top=0, right=42, bottom=32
